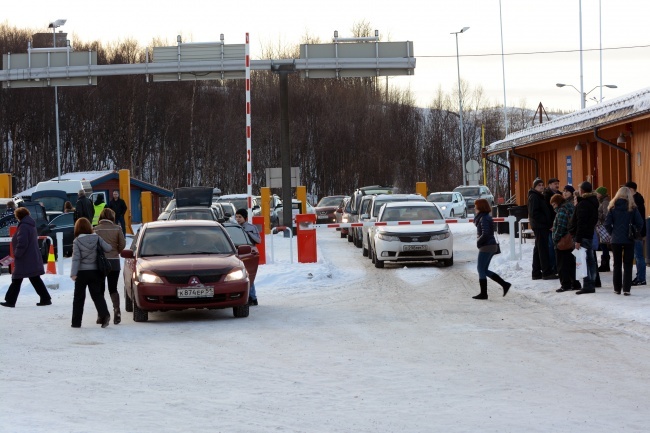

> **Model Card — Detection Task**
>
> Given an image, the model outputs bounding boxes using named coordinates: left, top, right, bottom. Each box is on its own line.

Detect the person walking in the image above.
left=595, top=187, right=612, bottom=272
left=107, top=190, right=128, bottom=235
left=550, top=194, right=578, bottom=292
left=74, top=189, right=94, bottom=224
left=605, top=187, right=644, bottom=295
left=1, top=207, right=52, bottom=308
left=568, top=181, right=600, bottom=294
left=528, top=178, right=557, bottom=280
left=472, top=198, right=511, bottom=300
left=94, top=208, right=126, bottom=324
left=235, top=208, right=261, bottom=306
left=70, top=217, right=112, bottom=328
left=625, top=182, right=646, bottom=286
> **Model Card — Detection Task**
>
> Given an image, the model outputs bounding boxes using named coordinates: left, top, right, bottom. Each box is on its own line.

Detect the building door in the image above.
left=130, top=190, right=142, bottom=223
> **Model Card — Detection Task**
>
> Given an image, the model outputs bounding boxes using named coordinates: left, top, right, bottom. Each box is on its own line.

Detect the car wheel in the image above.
left=347, top=234, right=353, bottom=242
left=340, top=231, right=346, bottom=238
left=362, top=239, right=369, bottom=257
left=442, top=255, right=454, bottom=267
left=374, top=253, right=385, bottom=268
left=233, top=304, right=250, bottom=318
left=124, top=287, right=134, bottom=312
left=450, top=210, right=455, bottom=218
left=133, top=301, right=148, bottom=322
left=367, top=242, right=373, bottom=260
left=462, top=208, right=467, bottom=219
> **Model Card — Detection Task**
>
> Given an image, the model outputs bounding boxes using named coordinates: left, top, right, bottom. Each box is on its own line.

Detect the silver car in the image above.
left=426, top=192, right=468, bottom=219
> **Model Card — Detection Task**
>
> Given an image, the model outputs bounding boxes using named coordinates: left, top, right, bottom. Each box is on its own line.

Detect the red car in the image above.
left=315, top=195, right=349, bottom=225
left=120, top=220, right=258, bottom=322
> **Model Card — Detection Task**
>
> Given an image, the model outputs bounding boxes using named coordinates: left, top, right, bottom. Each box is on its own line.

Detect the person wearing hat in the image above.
left=543, top=178, right=561, bottom=274
left=625, top=181, right=646, bottom=286
left=562, top=185, right=575, bottom=202
left=528, top=178, right=557, bottom=280
left=568, top=181, right=600, bottom=294
left=595, top=186, right=611, bottom=272
left=235, top=208, right=261, bottom=306
left=74, top=189, right=95, bottom=224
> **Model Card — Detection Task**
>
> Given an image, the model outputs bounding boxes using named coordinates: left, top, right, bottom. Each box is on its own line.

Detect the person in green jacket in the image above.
left=92, top=194, right=106, bottom=226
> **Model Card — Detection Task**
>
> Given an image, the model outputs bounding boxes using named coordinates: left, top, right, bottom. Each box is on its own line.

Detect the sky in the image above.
left=2, top=222, right=650, bottom=431
left=3, top=0, right=650, bottom=111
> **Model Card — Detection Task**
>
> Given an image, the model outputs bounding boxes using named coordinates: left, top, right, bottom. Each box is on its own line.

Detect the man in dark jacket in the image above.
left=626, top=181, right=646, bottom=285
left=74, top=189, right=94, bottom=223
left=528, top=178, right=557, bottom=280
left=568, top=181, right=600, bottom=294
left=543, top=177, right=560, bottom=274
left=106, top=190, right=128, bottom=235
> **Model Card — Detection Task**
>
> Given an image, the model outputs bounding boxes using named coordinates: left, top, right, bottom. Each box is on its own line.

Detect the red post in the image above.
left=296, top=213, right=317, bottom=263
left=252, top=216, right=266, bottom=265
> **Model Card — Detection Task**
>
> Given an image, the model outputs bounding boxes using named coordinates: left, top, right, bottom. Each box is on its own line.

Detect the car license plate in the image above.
left=404, top=245, right=427, bottom=251
left=177, top=287, right=214, bottom=298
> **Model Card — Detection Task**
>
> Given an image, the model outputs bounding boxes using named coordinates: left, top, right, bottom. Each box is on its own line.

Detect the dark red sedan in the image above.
left=121, top=220, right=258, bottom=322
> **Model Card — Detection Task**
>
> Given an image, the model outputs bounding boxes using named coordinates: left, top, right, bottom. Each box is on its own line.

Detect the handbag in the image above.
left=595, top=223, right=612, bottom=244
left=557, top=233, right=574, bottom=251
left=96, top=239, right=112, bottom=276
left=629, top=223, right=642, bottom=241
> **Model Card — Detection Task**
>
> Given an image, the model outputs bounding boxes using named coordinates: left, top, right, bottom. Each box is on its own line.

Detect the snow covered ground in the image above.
left=1, top=222, right=649, bottom=432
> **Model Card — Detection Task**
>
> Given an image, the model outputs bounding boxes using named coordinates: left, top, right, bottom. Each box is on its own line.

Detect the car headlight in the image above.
left=431, top=231, right=451, bottom=240
left=377, top=232, right=399, bottom=241
left=225, top=268, right=246, bottom=281
left=440, top=205, right=448, bottom=210
left=137, top=268, right=163, bottom=284
left=342, top=217, right=349, bottom=223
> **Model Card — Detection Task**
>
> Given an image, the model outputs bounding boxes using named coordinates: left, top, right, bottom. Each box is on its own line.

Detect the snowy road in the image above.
left=2, top=226, right=650, bottom=432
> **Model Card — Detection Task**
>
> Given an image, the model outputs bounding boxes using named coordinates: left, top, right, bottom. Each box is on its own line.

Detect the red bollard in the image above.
left=252, top=216, right=266, bottom=265
left=296, top=213, right=317, bottom=263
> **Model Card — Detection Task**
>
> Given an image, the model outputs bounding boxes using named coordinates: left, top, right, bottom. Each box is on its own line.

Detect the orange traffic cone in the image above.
left=46, top=244, right=57, bottom=274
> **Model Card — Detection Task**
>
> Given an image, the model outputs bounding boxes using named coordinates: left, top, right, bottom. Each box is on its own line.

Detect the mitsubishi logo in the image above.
left=188, top=276, right=201, bottom=285
left=411, top=237, right=419, bottom=242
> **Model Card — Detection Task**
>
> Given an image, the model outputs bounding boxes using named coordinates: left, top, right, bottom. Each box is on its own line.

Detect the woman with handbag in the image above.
left=70, top=217, right=112, bottom=328
left=551, top=194, right=578, bottom=292
left=94, top=208, right=126, bottom=324
left=472, top=199, right=511, bottom=300
left=604, top=187, right=643, bottom=296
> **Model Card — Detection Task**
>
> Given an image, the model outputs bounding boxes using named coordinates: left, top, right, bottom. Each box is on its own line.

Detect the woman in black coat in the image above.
left=604, top=187, right=643, bottom=295
left=1, top=207, right=52, bottom=307
left=472, top=199, right=511, bottom=299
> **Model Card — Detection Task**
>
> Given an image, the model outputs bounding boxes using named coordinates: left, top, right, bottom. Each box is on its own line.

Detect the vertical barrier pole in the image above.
left=416, top=182, right=427, bottom=198
left=56, top=232, right=64, bottom=275
left=260, top=187, right=271, bottom=235
left=119, top=169, right=133, bottom=234
left=141, top=191, right=153, bottom=224
left=297, top=186, right=307, bottom=214
left=508, top=215, right=516, bottom=260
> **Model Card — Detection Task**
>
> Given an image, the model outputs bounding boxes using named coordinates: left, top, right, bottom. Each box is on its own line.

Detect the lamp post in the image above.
left=556, top=83, right=617, bottom=108
left=48, top=19, right=66, bottom=181
left=451, top=26, right=469, bottom=186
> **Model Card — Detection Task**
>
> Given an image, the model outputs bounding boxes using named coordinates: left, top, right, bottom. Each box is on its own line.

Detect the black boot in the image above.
left=489, top=274, right=511, bottom=297
left=473, top=279, right=488, bottom=300
left=598, top=261, right=610, bottom=272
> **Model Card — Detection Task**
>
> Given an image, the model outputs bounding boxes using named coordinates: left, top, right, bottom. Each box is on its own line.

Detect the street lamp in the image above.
left=556, top=83, right=617, bottom=108
left=48, top=19, right=66, bottom=181
left=451, top=26, right=469, bottom=186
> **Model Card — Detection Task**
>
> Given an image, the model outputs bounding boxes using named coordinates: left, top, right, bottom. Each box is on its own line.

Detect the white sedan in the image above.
left=369, top=202, right=453, bottom=268
left=426, top=191, right=468, bottom=219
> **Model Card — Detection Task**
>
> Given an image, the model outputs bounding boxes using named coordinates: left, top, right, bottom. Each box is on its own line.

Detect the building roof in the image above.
left=486, top=87, right=650, bottom=155
left=18, top=171, right=172, bottom=197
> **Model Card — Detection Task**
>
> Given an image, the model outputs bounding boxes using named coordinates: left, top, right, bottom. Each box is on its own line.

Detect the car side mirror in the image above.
left=224, top=212, right=232, bottom=218
left=237, top=245, right=252, bottom=255
left=120, top=249, right=134, bottom=259
left=361, top=213, right=369, bottom=220
left=252, top=205, right=260, bottom=210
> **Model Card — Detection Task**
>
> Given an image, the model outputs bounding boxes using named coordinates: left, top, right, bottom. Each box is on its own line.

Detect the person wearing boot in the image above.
left=94, top=208, right=126, bottom=324
left=550, top=194, right=579, bottom=292
left=528, top=178, right=558, bottom=280
left=595, top=186, right=611, bottom=272
left=472, top=199, right=511, bottom=300
left=70, top=217, right=112, bottom=328
left=1, top=207, right=52, bottom=308
left=568, top=181, right=600, bottom=295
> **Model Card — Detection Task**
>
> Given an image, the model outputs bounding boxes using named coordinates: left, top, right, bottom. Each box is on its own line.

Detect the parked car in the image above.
left=349, top=185, right=397, bottom=246
left=368, top=202, right=453, bottom=268
left=252, top=194, right=282, bottom=228
left=352, top=195, right=375, bottom=248
left=335, top=197, right=350, bottom=238
left=276, top=199, right=316, bottom=233
left=0, top=201, right=51, bottom=266
left=120, top=220, right=257, bottom=322
left=452, top=185, right=494, bottom=214
left=40, top=212, right=75, bottom=257
left=341, top=197, right=354, bottom=240
left=214, top=193, right=249, bottom=212
left=157, top=187, right=214, bottom=221
left=361, top=193, right=427, bottom=257
left=315, top=195, right=349, bottom=225
left=167, top=206, right=220, bottom=221
left=426, top=192, right=468, bottom=219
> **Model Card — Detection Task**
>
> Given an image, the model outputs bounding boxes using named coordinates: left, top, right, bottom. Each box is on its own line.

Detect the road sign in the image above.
left=152, top=42, right=246, bottom=82
left=2, top=48, right=97, bottom=88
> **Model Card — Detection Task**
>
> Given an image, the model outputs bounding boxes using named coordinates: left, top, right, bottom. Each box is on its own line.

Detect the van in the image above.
left=31, top=180, right=93, bottom=220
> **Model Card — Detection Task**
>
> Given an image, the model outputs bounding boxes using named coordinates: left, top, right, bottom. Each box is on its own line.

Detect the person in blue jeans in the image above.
left=472, top=199, right=511, bottom=300
left=235, top=208, right=261, bottom=305
left=625, top=182, right=646, bottom=286
left=568, top=181, right=599, bottom=294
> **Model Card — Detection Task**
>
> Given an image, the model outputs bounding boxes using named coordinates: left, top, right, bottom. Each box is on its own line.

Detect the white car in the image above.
left=276, top=199, right=316, bottom=233
left=426, top=192, right=468, bottom=219
left=369, top=202, right=453, bottom=268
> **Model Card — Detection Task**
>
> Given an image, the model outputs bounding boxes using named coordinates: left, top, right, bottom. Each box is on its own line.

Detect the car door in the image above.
left=223, top=225, right=260, bottom=284
left=452, top=193, right=462, bottom=215
left=44, top=212, right=75, bottom=255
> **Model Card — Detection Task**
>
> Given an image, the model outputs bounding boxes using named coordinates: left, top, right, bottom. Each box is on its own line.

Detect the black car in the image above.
left=40, top=212, right=75, bottom=257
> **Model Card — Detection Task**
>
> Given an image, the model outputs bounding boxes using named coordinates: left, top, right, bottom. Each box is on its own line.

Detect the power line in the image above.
left=418, top=44, right=650, bottom=58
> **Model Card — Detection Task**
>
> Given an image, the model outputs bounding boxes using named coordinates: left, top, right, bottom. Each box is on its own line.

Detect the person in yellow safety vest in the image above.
left=92, top=195, right=106, bottom=226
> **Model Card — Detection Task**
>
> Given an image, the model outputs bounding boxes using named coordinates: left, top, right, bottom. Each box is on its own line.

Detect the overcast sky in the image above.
left=4, top=0, right=649, bottom=111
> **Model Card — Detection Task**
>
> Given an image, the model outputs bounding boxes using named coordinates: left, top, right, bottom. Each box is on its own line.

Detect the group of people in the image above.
left=528, top=177, right=645, bottom=296
left=74, top=189, right=128, bottom=235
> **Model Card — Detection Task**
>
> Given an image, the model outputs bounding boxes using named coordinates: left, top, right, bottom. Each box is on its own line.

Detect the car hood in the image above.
left=376, top=223, right=450, bottom=234
left=315, top=206, right=338, bottom=212
left=137, top=254, right=244, bottom=276
left=430, top=201, right=453, bottom=207
left=174, top=187, right=214, bottom=208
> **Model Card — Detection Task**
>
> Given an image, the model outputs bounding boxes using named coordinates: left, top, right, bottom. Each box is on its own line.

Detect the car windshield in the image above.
left=139, top=226, right=234, bottom=256
left=217, top=198, right=248, bottom=211
left=454, top=187, right=480, bottom=196
left=429, top=194, right=452, bottom=202
left=34, top=196, right=65, bottom=213
left=381, top=206, right=442, bottom=222
left=224, top=225, right=252, bottom=246
left=316, top=197, right=343, bottom=207
left=168, top=209, right=215, bottom=221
